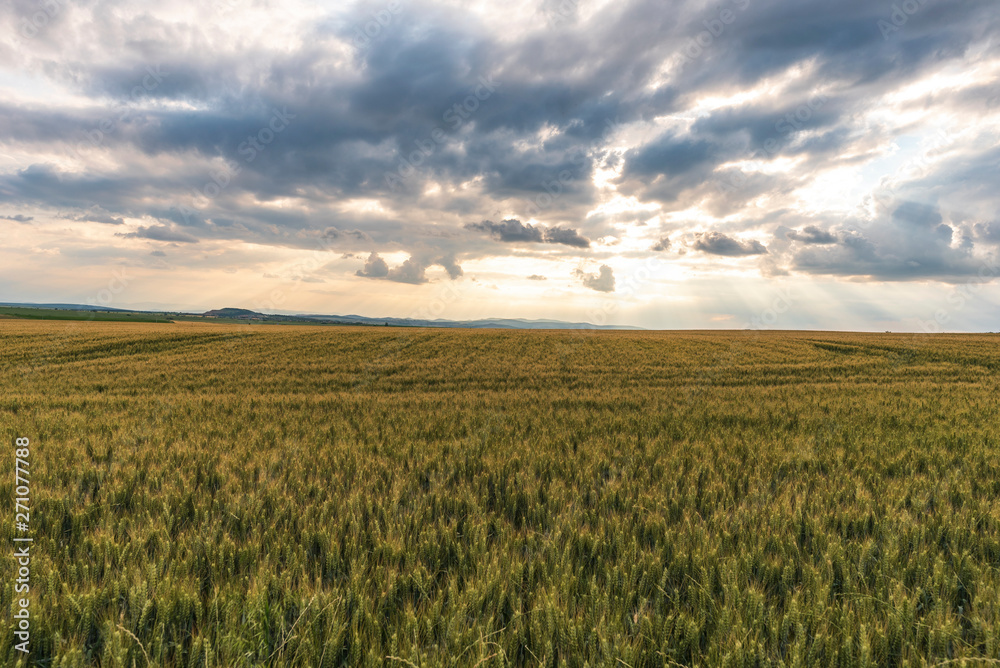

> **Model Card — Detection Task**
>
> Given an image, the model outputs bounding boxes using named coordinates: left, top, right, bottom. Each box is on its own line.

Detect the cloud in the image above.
left=893, top=201, right=943, bottom=228
left=694, top=232, right=768, bottom=257
left=576, top=265, right=615, bottom=292
left=150, top=250, right=167, bottom=257
left=527, top=274, right=547, bottom=280
left=116, top=225, right=198, bottom=243
left=323, top=226, right=372, bottom=241
left=436, top=255, right=464, bottom=279
left=2, top=0, right=999, bottom=316
left=466, top=219, right=543, bottom=243
left=543, top=226, right=591, bottom=248
left=465, top=219, right=590, bottom=248
left=973, top=222, right=1000, bottom=243
left=356, top=252, right=389, bottom=278
left=789, top=204, right=989, bottom=280
left=624, top=135, right=715, bottom=180
left=787, top=226, right=837, bottom=245
left=356, top=252, right=460, bottom=283
left=386, top=257, right=428, bottom=284
left=69, top=211, right=125, bottom=225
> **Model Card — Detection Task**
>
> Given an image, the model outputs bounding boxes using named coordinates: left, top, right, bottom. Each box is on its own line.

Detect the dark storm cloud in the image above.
left=973, top=222, right=1000, bottom=243
left=1, top=0, right=679, bottom=218
left=677, top=0, right=997, bottom=88
left=615, top=0, right=999, bottom=214
left=773, top=138, right=1000, bottom=281
left=0, top=164, right=185, bottom=216
left=544, top=226, right=591, bottom=248
left=324, top=227, right=372, bottom=242
left=787, top=203, right=994, bottom=281
left=787, top=226, right=837, bottom=245
left=694, top=232, right=767, bottom=257
left=67, top=211, right=125, bottom=225
left=2, top=0, right=998, bottom=283
left=116, top=225, right=199, bottom=243
left=618, top=133, right=720, bottom=205
left=792, top=233, right=983, bottom=280
left=465, top=219, right=591, bottom=248
left=688, top=95, right=840, bottom=150
left=625, top=136, right=716, bottom=179
left=466, top=219, right=543, bottom=243
left=893, top=201, right=943, bottom=228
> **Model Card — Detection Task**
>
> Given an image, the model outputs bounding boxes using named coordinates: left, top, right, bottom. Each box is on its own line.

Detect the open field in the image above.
left=0, top=307, right=172, bottom=324
left=1, top=320, right=999, bottom=667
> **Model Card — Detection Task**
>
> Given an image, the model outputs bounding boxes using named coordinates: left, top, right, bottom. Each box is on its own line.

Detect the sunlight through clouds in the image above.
left=1, top=0, right=998, bottom=329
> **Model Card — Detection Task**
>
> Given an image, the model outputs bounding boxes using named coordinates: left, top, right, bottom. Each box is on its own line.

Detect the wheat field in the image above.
left=1, top=320, right=999, bottom=667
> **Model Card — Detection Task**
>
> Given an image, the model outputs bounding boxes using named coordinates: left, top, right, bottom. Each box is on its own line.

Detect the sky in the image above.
left=1, top=0, right=999, bottom=330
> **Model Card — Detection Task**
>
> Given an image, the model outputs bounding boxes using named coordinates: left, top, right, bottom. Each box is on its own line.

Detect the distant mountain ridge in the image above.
left=0, top=303, right=642, bottom=329
left=0, top=302, right=131, bottom=312
left=213, top=307, right=642, bottom=329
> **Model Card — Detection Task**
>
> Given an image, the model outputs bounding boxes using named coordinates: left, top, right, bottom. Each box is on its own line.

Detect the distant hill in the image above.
left=0, top=305, right=171, bottom=323
left=0, top=302, right=131, bottom=312
left=202, top=308, right=263, bottom=318
left=0, top=302, right=643, bottom=329
left=197, top=307, right=642, bottom=329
